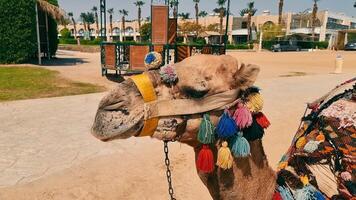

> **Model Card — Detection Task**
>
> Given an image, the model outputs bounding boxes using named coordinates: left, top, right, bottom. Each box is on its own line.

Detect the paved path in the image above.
left=0, top=93, right=117, bottom=187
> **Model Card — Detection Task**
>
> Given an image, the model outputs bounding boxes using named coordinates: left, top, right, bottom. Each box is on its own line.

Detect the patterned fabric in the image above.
left=277, top=81, right=356, bottom=200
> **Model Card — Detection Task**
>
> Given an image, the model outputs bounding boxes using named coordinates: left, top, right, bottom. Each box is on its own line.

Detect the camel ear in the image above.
left=235, top=63, right=260, bottom=89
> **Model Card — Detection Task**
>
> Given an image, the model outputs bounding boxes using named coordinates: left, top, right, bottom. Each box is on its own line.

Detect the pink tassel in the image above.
left=233, top=103, right=253, bottom=129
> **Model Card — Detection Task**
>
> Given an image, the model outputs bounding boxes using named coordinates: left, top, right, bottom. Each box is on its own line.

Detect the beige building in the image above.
left=59, top=10, right=356, bottom=44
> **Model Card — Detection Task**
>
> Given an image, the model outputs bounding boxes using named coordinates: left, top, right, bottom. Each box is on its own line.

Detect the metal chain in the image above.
left=164, top=141, right=176, bottom=200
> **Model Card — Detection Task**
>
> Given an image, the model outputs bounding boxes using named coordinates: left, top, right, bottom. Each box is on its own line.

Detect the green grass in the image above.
left=0, top=66, right=105, bottom=101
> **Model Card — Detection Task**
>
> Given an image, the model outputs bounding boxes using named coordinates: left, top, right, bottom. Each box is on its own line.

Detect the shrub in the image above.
left=60, top=28, right=71, bottom=39
left=0, top=0, right=59, bottom=63
left=226, top=44, right=250, bottom=50
left=0, top=0, right=37, bottom=63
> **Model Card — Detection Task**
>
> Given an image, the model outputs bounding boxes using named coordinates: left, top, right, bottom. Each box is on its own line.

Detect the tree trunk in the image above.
left=138, top=7, right=141, bottom=41
left=173, top=7, right=177, bottom=18
left=195, top=3, right=199, bottom=25
left=247, top=14, right=251, bottom=42
left=219, top=11, right=223, bottom=44
left=278, top=0, right=284, bottom=25
left=110, top=16, right=113, bottom=41
left=195, top=3, right=199, bottom=37
left=95, top=13, right=99, bottom=38
left=122, top=16, right=125, bottom=41
left=311, top=2, right=318, bottom=42
left=72, top=19, right=77, bottom=39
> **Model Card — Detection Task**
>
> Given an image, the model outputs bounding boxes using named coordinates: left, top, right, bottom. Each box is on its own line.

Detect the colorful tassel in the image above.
left=272, top=191, right=283, bottom=200
left=316, top=133, right=325, bottom=142
left=216, top=141, right=233, bottom=170
left=197, top=114, right=215, bottom=144
left=243, top=118, right=265, bottom=141
left=304, top=140, right=321, bottom=153
left=216, top=110, right=238, bottom=138
left=278, top=186, right=294, bottom=200
left=230, top=132, right=250, bottom=157
left=233, top=103, right=253, bottom=129
left=255, top=112, right=271, bottom=129
left=246, top=93, right=264, bottom=113
left=295, top=185, right=325, bottom=200
left=278, top=161, right=288, bottom=170
left=300, top=175, right=309, bottom=186
left=341, top=171, right=352, bottom=181
left=296, top=136, right=307, bottom=149
left=196, top=145, right=215, bottom=173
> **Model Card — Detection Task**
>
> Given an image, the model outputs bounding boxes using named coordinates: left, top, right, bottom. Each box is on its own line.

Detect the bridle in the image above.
left=130, top=72, right=241, bottom=137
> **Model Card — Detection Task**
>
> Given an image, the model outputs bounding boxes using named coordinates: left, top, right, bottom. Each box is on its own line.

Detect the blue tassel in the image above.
left=295, top=185, right=325, bottom=200
left=277, top=186, right=294, bottom=200
left=230, top=132, right=250, bottom=157
left=216, top=110, right=238, bottom=139
left=197, top=114, right=215, bottom=144
left=303, top=140, right=321, bottom=153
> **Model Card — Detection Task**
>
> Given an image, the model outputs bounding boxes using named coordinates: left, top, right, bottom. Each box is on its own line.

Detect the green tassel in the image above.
left=197, top=114, right=215, bottom=144
left=230, top=132, right=250, bottom=157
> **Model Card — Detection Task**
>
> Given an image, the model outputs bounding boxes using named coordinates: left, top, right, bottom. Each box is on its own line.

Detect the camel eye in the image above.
left=182, top=86, right=209, bottom=99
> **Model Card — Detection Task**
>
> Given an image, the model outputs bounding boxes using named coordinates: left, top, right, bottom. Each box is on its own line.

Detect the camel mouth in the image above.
left=91, top=79, right=145, bottom=141
left=91, top=109, right=144, bottom=141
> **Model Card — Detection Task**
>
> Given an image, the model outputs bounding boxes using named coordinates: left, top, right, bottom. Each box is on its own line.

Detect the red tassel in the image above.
left=272, top=191, right=283, bottom=200
left=196, top=145, right=215, bottom=173
left=255, top=112, right=270, bottom=129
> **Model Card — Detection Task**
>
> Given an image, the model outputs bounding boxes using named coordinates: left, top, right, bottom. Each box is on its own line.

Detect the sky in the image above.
left=58, top=0, right=356, bottom=21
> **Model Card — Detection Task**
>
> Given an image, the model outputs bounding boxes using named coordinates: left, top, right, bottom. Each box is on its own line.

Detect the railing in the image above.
left=100, top=42, right=225, bottom=75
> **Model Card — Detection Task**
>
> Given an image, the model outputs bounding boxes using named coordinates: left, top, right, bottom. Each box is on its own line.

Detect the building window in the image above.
left=327, top=17, right=349, bottom=30
left=351, top=22, right=356, bottom=29
left=241, top=22, right=248, bottom=29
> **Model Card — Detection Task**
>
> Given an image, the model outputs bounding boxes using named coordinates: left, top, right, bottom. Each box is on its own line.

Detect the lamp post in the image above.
left=35, top=2, right=41, bottom=65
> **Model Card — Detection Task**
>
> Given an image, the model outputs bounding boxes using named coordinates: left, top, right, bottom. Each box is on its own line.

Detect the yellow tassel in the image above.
left=316, top=133, right=325, bottom=142
left=296, top=136, right=307, bottom=149
left=300, top=175, right=309, bottom=186
left=278, top=161, right=288, bottom=170
left=216, top=141, right=233, bottom=170
left=246, top=93, right=264, bottom=113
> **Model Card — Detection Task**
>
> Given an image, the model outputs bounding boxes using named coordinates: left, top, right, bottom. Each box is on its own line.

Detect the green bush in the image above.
left=0, top=0, right=59, bottom=63
left=60, top=28, right=71, bottom=39
left=0, top=0, right=37, bottom=63
left=226, top=44, right=250, bottom=49
left=46, top=0, right=59, bottom=56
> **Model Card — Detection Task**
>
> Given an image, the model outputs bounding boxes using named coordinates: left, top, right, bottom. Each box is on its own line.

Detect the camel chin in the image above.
left=91, top=79, right=145, bottom=141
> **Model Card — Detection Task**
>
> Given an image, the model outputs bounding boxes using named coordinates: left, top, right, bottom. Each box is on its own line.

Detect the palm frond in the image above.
left=37, top=0, right=65, bottom=22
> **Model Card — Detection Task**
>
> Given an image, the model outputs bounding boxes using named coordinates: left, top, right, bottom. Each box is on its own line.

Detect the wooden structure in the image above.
left=100, top=0, right=231, bottom=75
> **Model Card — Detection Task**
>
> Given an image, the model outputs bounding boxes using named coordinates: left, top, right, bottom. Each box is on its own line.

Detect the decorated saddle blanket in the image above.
left=275, top=79, right=356, bottom=200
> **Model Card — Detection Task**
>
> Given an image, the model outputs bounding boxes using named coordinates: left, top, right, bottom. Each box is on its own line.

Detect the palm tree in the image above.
left=119, top=9, right=129, bottom=41
left=214, top=0, right=227, bottom=44
left=198, top=11, right=208, bottom=18
left=240, top=1, right=257, bottom=42
left=68, top=12, right=77, bottom=39
left=134, top=1, right=145, bottom=37
left=107, top=8, right=114, bottom=40
left=178, top=12, right=190, bottom=20
left=80, top=12, right=88, bottom=31
left=91, top=6, right=99, bottom=38
left=170, top=0, right=179, bottom=18
left=86, top=12, right=95, bottom=34
left=311, top=0, right=320, bottom=41
left=193, top=0, right=200, bottom=25
left=278, top=0, right=284, bottom=25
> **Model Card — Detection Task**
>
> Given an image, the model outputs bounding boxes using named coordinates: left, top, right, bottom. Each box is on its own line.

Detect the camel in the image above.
left=91, top=54, right=276, bottom=200
left=91, top=54, right=355, bottom=199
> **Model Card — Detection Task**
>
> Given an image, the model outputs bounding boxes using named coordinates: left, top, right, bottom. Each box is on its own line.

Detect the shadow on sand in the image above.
left=41, top=57, right=88, bottom=66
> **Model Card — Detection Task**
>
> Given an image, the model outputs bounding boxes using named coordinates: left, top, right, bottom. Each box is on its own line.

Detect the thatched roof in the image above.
left=37, top=0, right=65, bottom=22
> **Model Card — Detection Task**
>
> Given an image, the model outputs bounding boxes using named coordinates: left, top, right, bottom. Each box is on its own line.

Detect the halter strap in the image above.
left=130, top=73, right=159, bottom=137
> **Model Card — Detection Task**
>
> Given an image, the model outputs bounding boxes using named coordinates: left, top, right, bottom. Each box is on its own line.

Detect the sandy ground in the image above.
left=0, top=50, right=355, bottom=200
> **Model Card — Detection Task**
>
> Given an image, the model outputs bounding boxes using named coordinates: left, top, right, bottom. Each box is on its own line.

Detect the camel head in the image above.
left=91, top=54, right=260, bottom=144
